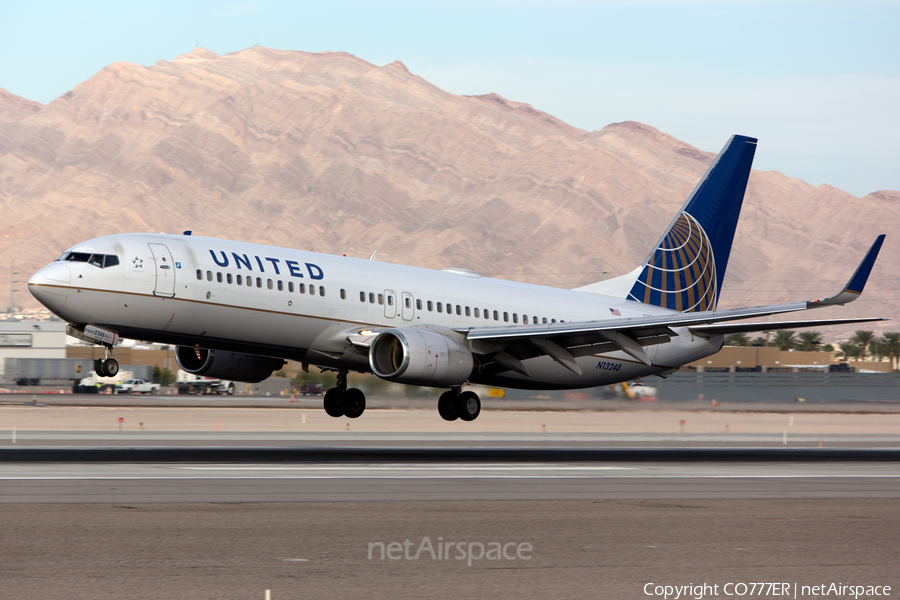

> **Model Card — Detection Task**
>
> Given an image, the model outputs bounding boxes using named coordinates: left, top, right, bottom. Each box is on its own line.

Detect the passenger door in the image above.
left=384, top=289, right=397, bottom=318
left=148, top=243, right=176, bottom=297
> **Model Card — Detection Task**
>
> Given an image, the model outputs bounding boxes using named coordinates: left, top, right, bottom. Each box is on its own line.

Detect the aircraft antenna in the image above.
left=370, top=251, right=378, bottom=262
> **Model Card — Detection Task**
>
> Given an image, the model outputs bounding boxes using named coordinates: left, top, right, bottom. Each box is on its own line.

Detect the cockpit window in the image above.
left=62, top=252, right=120, bottom=268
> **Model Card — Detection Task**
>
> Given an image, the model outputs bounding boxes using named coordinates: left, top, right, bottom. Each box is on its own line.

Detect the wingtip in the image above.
left=845, top=234, right=886, bottom=294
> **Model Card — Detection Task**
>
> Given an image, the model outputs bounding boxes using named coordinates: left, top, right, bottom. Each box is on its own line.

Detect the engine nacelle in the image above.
left=369, top=328, right=474, bottom=387
left=175, top=346, right=285, bottom=383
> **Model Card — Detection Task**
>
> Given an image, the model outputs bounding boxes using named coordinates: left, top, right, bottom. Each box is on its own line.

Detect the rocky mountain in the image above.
left=0, top=87, right=41, bottom=122
left=0, top=47, right=895, bottom=335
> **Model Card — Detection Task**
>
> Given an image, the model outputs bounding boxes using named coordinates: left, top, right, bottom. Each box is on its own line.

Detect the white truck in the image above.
left=176, top=370, right=236, bottom=395
left=116, top=378, right=161, bottom=394
left=75, top=370, right=134, bottom=394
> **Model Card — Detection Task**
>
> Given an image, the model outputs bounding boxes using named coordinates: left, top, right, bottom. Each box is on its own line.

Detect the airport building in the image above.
left=0, top=321, right=68, bottom=375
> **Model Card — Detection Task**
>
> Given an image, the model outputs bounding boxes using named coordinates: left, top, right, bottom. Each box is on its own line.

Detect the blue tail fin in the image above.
left=627, top=135, right=757, bottom=312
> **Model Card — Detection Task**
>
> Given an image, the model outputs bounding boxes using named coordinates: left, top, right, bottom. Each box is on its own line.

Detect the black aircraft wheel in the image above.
left=438, top=391, right=459, bottom=421
left=341, top=388, right=366, bottom=419
left=94, top=359, right=107, bottom=377
left=456, top=391, right=481, bottom=422
left=323, top=388, right=343, bottom=417
left=104, top=358, right=119, bottom=378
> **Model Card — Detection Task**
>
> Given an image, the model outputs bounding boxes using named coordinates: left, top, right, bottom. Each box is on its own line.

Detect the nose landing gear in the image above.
left=94, top=346, right=119, bottom=377
left=323, top=370, right=367, bottom=419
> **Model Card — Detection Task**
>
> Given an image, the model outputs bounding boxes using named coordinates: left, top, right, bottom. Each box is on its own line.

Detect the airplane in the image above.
left=28, top=135, right=885, bottom=421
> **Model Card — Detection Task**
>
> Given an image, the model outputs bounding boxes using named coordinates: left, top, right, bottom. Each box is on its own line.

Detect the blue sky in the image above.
left=1, top=0, right=897, bottom=196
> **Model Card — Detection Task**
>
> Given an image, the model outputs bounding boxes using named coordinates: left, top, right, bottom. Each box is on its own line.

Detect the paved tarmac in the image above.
left=2, top=499, right=898, bottom=599
left=3, top=407, right=898, bottom=598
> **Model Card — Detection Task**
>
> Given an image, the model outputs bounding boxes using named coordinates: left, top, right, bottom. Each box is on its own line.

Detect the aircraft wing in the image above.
left=459, top=235, right=886, bottom=375
left=688, top=317, right=885, bottom=336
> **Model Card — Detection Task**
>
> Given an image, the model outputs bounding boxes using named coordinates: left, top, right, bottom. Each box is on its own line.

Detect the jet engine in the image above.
left=369, top=328, right=474, bottom=387
left=175, top=346, right=285, bottom=383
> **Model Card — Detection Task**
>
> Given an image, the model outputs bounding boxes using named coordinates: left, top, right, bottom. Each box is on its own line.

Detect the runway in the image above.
left=2, top=442, right=899, bottom=502
left=3, top=440, right=898, bottom=596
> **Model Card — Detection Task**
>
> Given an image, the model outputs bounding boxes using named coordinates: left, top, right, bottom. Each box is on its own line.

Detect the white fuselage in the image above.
left=29, top=233, right=723, bottom=389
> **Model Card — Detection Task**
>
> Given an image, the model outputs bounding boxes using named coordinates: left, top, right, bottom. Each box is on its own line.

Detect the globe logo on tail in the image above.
left=628, top=212, right=717, bottom=313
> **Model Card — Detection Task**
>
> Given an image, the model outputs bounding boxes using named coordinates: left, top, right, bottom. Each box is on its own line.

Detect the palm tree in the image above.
left=850, top=330, right=876, bottom=361
left=750, top=336, right=767, bottom=347
left=725, top=333, right=750, bottom=346
left=773, top=330, right=797, bottom=351
left=837, top=342, right=861, bottom=361
left=878, top=332, right=900, bottom=370
left=797, top=331, right=823, bottom=352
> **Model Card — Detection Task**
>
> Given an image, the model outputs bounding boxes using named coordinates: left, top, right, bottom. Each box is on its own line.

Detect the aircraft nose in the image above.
left=28, top=262, right=71, bottom=313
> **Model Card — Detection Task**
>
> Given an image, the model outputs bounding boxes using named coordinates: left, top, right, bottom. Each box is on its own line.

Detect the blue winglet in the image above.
left=808, top=234, right=885, bottom=307
left=846, top=234, right=885, bottom=294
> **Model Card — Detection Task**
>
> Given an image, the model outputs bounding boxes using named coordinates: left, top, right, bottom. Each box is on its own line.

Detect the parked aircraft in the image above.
left=29, top=135, right=885, bottom=421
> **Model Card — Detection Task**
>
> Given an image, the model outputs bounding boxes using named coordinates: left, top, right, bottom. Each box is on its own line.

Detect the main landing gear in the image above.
left=438, top=387, right=481, bottom=422
left=93, top=346, right=119, bottom=378
left=323, top=370, right=366, bottom=419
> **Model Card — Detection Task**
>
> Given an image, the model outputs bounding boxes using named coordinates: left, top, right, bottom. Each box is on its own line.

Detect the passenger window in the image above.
left=319, top=286, right=325, bottom=296
left=405, top=298, right=411, bottom=308
left=369, top=293, right=375, bottom=304
left=474, top=308, right=479, bottom=318
left=360, top=291, right=366, bottom=302
left=207, top=271, right=213, bottom=281
left=427, top=301, right=433, bottom=311
left=485, top=309, right=490, bottom=320
left=378, top=294, right=384, bottom=305
left=523, top=315, right=528, bottom=324
left=437, top=302, right=443, bottom=313
left=256, top=277, right=262, bottom=288
left=542, top=318, right=548, bottom=324
left=456, top=305, right=461, bottom=316
left=310, top=285, right=316, bottom=296
left=340, top=289, right=346, bottom=300
left=236, top=274, right=242, bottom=285
left=551, top=319, right=556, bottom=323
left=416, top=299, right=422, bottom=310
left=299, top=283, right=306, bottom=294
left=104, top=255, right=119, bottom=268
left=227, top=273, right=233, bottom=284
left=513, top=314, right=518, bottom=324
left=217, top=272, right=223, bottom=283
left=387, top=296, right=393, bottom=306
left=278, top=280, right=284, bottom=291
left=247, top=276, right=253, bottom=287
left=465, top=307, right=470, bottom=317
left=196, top=269, right=202, bottom=280
left=288, top=282, right=294, bottom=293
left=493, top=310, right=499, bottom=321
left=504, top=312, right=509, bottom=322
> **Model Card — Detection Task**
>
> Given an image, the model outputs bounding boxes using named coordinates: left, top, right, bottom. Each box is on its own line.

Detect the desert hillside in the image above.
left=0, top=47, right=895, bottom=333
